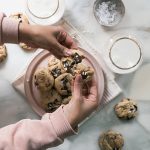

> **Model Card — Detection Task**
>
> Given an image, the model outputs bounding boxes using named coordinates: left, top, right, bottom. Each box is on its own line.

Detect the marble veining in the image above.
left=0, top=0, right=150, bottom=150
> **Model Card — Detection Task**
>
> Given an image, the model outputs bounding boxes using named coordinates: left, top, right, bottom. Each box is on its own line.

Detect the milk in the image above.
left=110, top=38, right=141, bottom=69
left=27, top=0, right=59, bottom=18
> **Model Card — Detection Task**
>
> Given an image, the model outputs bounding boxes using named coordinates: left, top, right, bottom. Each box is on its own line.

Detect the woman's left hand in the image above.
left=19, top=23, right=77, bottom=58
left=63, top=75, right=98, bottom=128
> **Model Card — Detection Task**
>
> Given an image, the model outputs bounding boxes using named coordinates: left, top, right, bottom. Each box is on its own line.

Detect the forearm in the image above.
left=18, top=23, right=34, bottom=43
left=0, top=106, right=77, bottom=150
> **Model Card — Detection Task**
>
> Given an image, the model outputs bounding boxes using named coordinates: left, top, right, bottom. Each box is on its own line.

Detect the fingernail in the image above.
left=65, top=50, right=72, bottom=56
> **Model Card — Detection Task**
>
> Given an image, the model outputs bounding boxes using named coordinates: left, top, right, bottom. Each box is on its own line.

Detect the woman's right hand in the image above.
left=19, top=23, right=77, bottom=58
left=64, top=75, right=98, bottom=128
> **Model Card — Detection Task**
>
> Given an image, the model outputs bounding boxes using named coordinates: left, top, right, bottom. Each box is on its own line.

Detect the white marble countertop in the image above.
left=0, top=0, right=150, bottom=150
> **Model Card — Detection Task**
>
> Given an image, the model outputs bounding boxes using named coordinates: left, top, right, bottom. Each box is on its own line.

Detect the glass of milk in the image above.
left=104, top=34, right=143, bottom=74
left=26, top=0, right=65, bottom=25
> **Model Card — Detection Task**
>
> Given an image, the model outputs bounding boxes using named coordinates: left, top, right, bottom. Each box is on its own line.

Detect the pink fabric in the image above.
left=0, top=12, right=19, bottom=44
left=0, top=106, right=77, bottom=150
left=50, top=105, right=77, bottom=139
left=0, top=12, right=77, bottom=149
left=0, top=12, right=5, bottom=43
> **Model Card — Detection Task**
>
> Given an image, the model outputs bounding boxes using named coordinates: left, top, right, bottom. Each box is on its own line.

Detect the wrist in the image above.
left=63, top=105, right=79, bottom=128
left=18, top=23, right=32, bottom=43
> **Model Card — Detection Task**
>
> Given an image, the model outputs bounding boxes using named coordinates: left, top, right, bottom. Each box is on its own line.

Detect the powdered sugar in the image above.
left=95, top=1, right=124, bottom=26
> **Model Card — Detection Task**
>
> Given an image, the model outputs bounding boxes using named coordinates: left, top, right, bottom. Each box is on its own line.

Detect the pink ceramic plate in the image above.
left=24, top=48, right=105, bottom=116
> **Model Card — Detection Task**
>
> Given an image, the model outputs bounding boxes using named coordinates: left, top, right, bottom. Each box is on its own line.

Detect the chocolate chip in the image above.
left=47, top=103, right=52, bottom=109
left=63, top=60, right=75, bottom=73
left=113, top=148, right=119, bottom=150
left=62, top=76, right=68, bottom=84
left=127, top=116, right=132, bottom=120
left=55, top=100, right=61, bottom=105
left=47, top=106, right=56, bottom=113
left=61, top=76, right=69, bottom=90
left=18, top=14, right=21, bottom=18
left=51, top=67, right=61, bottom=78
left=67, top=90, right=72, bottom=96
left=81, top=71, right=88, bottom=79
left=71, top=60, right=76, bottom=66
left=130, top=108, right=134, bottom=111
left=72, top=53, right=82, bottom=64
left=34, top=81, right=38, bottom=86
left=134, top=105, right=138, bottom=111
left=63, top=60, right=70, bottom=68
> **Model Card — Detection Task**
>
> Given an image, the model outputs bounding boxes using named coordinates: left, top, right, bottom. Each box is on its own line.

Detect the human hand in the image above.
left=19, top=23, right=77, bottom=58
left=63, top=75, right=98, bottom=128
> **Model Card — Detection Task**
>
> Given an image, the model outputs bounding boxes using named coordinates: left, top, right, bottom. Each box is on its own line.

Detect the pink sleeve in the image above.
left=0, top=12, right=19, bottom=44
left=0, top=106, right=77, bottom=150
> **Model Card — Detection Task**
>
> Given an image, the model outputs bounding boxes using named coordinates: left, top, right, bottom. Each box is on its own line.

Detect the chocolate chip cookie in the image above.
left=40, top=89, right=62, bottom=112
left=74, top=63, right=94, bottom=82
left=9, top=12, right=29, bottom=23
left=71, top=49, right=85, bottom=64
left=48, top=56, right=65, bottom=78
left=99, top=130, right=124, bottom=150
left=34, top=68, right=54, bottom=92
left=61, top=57, right=76, bottom=74
left=48, top=56, right=60, bottom=67
left=114, top=98, right=138, bottom=120
left=62, top=96, right=72, bottom=104
left=54, top=73, right=73, bottom=96
left=19, top=43, right=35, bottom=51
left=0, top=45, right=7, bottom=63
left=61, top=50, right=85, bottom=74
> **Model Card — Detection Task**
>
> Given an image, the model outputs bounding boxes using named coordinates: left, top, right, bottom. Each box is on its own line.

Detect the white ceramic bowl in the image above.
left=103, top=34, right=143, bottom=74
left=25, top=0, right=65, bottom=25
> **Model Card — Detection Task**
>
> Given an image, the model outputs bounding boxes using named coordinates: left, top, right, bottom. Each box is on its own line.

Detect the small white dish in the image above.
left=25, top=0, right=65, bottom=25
left=104, top=34, right=143, bottom=74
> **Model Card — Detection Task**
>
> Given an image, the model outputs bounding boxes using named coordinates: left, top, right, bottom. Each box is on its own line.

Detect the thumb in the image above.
left=73, top=75, right=83, bottom=98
